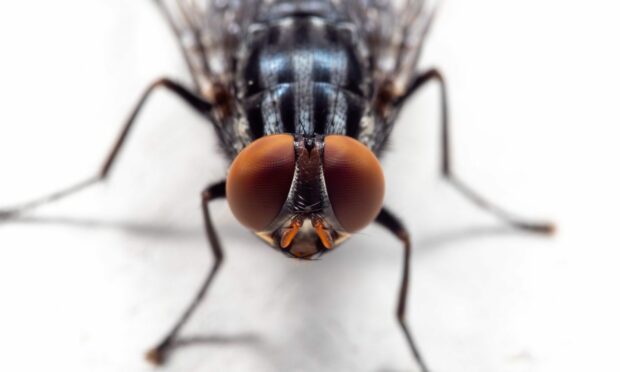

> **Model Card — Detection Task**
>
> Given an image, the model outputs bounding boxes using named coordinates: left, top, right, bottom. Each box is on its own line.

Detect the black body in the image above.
left=183, top=0, right=415, bottom=159
left=237, top=13, right=370, bottom=140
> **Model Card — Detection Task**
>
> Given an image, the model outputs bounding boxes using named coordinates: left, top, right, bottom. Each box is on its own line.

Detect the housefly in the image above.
left=0, top=1, right=553, bottom=371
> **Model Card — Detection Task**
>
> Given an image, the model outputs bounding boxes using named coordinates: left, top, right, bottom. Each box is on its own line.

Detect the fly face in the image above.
left=226, top=134, right=384, bottom=259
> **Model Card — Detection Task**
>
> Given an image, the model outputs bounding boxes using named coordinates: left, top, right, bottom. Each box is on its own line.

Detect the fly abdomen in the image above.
left=237, top=11, right=371, bottom=139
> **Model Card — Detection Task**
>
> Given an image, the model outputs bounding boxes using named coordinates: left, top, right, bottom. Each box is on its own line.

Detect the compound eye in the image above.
left=323, top=135, right=385, bottom=232
left=226, top=134, right=295, bottom=231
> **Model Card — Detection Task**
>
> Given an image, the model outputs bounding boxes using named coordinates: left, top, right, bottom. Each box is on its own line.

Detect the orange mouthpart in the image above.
left=312, top=218, right=334, bottom=249
left=280, top=219, right=302, bottom=248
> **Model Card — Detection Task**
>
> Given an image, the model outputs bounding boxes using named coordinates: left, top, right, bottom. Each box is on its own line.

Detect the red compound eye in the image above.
left=226, top=134, right=296, bottom=231
left=323, top=135, right=385, bottom=232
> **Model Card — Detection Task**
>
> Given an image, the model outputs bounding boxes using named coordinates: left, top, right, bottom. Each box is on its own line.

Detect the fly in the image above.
left=0, top=1, right=554, bottom=371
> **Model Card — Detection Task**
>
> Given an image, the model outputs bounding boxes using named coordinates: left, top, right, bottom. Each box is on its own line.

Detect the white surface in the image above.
left=1, top=1, right=619, bottom=371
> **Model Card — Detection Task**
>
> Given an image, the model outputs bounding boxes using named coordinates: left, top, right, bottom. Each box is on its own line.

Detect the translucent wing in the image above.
left=156, top=0, right=264, bottom=94
left=344, top=0, right=437, bottom=90
left=340, top=0, right=437, bottom=153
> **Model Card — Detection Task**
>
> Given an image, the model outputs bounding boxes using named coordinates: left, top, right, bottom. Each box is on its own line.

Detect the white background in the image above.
left=1, top=1, right=619, bottom=371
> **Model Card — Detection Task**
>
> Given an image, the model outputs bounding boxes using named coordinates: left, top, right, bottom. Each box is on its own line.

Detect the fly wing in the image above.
left=338, top=0, right=438, bottom=153
left=154, top=0, right=271, bottom=157
left=156, top=0, right=265, bottom=94
left=345, top=0, right=437, bottom=90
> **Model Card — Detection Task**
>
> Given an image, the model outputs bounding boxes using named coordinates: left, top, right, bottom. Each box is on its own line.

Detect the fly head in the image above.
left=226, top=134, right=385, bottom=259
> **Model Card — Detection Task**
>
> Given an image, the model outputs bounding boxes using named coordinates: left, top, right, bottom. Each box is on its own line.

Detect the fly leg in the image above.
left=0, top=78, right=212, bottom=220
left=145, top=181, right=226, bottom=365
left=398, top=69, right=554, bottom=234
left=375, top=208, right=430, bottom=372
